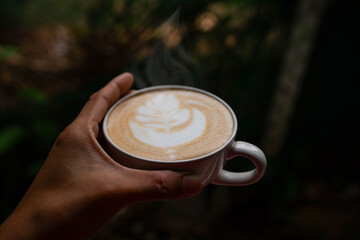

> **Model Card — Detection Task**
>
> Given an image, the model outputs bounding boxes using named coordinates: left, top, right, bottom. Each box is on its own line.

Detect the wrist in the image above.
left=0, top=190, right=81, bottom=240
left=0, top=200, right=43, bottom=240
left=0, top=188, right=122, bottom=240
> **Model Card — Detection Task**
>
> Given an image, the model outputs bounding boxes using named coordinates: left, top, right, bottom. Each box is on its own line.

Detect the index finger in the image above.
left=78, top=72, right=134, bottom=124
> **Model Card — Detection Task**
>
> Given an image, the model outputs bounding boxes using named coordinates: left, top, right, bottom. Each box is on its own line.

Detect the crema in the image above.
left=106, top=89, right=233, bottom=161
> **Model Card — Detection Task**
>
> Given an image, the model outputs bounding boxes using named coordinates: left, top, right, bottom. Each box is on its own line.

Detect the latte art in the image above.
left=107, top=89, right=233, bottom=161
left=130, top=94, right=206, bottom=159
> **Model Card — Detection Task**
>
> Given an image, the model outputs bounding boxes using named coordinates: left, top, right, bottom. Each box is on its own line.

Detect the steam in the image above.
left=133, top=8, right=195, bottom=88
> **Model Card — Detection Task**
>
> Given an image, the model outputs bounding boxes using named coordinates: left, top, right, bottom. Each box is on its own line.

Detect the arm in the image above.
left=0, top=73, right=202, bottom=240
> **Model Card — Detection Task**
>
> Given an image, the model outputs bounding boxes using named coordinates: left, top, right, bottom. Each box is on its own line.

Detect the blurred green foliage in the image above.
left=0, top=125, right=26, bottom=155
left=0, top=46, right=20, bottom=62
left=17, top=87, right=47, bottom=104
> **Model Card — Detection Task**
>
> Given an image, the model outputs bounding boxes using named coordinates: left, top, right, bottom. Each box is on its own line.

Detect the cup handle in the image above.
left=211, top=141, right=267, bottom=186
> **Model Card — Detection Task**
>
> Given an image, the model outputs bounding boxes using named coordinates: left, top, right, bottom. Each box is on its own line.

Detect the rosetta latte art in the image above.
left=130, top=94, right=206, bottom=159
left=107, top=89, right=233, bottom=161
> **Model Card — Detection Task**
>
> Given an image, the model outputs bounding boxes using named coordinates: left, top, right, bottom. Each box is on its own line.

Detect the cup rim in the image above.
left=102, top=85, right=238, bottom=163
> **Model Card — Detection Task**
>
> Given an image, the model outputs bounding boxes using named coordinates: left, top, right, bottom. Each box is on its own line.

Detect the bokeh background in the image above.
left=1, top=0, right=359, bottom=239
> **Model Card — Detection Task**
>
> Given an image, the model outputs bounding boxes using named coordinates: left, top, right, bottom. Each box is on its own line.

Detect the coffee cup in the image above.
left=102, top=85, right=266, bottom=186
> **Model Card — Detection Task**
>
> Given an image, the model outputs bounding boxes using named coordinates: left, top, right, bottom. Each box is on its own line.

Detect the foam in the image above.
left=107, top=89, right=233, bottom=161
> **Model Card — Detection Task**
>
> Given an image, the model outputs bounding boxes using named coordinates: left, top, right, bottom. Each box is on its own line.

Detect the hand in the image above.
left=0, top=73, right=202, bottom=240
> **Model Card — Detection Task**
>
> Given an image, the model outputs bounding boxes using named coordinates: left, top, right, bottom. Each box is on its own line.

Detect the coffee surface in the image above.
left=107, top=89, right=233, bottom=161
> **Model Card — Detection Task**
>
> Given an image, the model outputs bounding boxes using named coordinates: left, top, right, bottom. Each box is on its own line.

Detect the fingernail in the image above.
left=182, top=174, right=202, bottom=198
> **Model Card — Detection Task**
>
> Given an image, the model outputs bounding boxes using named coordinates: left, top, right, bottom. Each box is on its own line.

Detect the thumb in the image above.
left=124, top=169, right=203, bottom=202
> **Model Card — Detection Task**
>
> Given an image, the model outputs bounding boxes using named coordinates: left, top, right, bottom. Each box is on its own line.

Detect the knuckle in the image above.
left=55, top=121, right=86, bottom=147
left=153, top=171, right=182, bottom=198
left=55, top=127, right=71, bottom=147
left=90, top=91, right=111, bottom=106
left=89, top=91, right=100, bottom=101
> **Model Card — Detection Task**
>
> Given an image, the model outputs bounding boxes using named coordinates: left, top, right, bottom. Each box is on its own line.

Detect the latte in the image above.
left=106, top=89, right=233, bottom=161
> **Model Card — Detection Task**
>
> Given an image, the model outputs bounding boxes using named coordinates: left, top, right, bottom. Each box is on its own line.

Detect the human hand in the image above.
left=0, top=73, right=202, bottom=240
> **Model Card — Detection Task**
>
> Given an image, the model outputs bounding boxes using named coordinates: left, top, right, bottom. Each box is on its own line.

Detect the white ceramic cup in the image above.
left=102, top=85, right=267, bottom=186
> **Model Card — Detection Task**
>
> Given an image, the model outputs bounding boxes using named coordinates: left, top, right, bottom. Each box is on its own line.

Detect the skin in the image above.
left=0, top=73, right=202, bottom=240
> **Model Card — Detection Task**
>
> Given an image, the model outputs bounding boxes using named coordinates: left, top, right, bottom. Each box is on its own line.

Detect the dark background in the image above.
left=0, top=0, right=359, bottom=239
